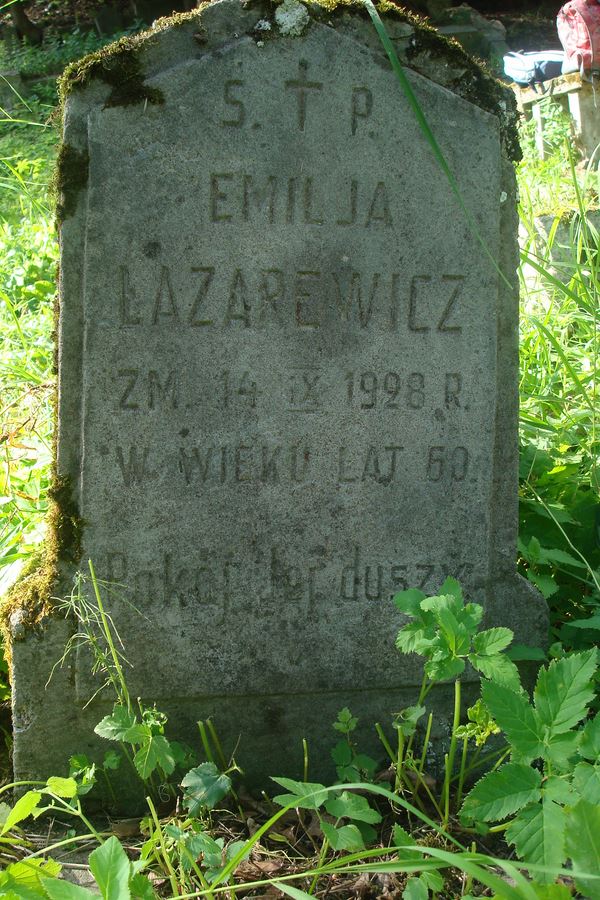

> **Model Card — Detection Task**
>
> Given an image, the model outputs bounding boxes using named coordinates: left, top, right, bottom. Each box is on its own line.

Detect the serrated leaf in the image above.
left=566, top=800, right=600, bottom=898
left=469, top=652, right=521, bottom=689
left=543, top=776, right=576, bottom=806
left=424, top=655, right=465, bottom=682
left=331, top=740, right=352, bottom=766
left=402, top=876, right=428, bottom=900
left=473, top=627, right=513, bottom=656
left=129, top=872, right=155, bottom=900
left=545, top=731, right=581, bottom=770
left=396, top=622, right=435, bottom=655
left=393, top=588, right=426, bottom=616
left=534, top=650, right=597, bottom=735
left=94, top=706, right=145, bottom=743
left=321, top=821, right=365, bottom=851
left=324, top=791, right=382, bottom=823
left=0, top=791, right=42, bottom=836
left=392, top=824, right=420, bottom=861
left=573, top=763, right=600, bottom=804
left=481, top=681, right=544, bottom=761
left=527, top=571, right=558, bottom=599
left=580, top=714, right=600, bottom=760
left=46, top=777, right=78, bottom=799
left=88, top=835, right=131, bottom=900
left=133, top=735, right=175, bottom=780
left=506, top=800, right=566, bottom=884
left=182, top=763, right=232, bottom=814
left=438, top=576, right=463, bottom=601
left=461, top=763, right=541, bottom=822
left=271, top=777, right=328, bottom=810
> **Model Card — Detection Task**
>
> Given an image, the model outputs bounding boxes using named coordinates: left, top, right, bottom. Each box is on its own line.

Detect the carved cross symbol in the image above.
left=285, top=60, right=323, bottom=131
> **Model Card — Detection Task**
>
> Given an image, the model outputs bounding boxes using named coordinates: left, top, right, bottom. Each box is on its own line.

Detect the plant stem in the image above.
left=443, top=678, right=461, bottom=829
left=88, top=559, right=132, bottom=710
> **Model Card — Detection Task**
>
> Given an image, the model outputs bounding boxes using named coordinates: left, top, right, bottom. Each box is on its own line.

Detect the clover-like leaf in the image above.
left=324, top=791, right=381, bottom=824
left=321, top=821, right=365, bottom=851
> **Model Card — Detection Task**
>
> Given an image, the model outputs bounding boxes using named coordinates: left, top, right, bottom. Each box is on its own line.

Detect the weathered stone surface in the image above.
left=10, top=0, right=547, bottom=795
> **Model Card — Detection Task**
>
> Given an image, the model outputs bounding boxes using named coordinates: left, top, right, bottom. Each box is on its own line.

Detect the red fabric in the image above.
left=558, top=0, right=600, bottom=71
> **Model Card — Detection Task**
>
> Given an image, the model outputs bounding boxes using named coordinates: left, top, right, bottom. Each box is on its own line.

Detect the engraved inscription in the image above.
left=117, top=369, right=179, bottom=410
left=285, top=59, right=323, bottom=131
left=116, top=265, right=466, bottom=332
left=178, top=444, right=311, bottom=484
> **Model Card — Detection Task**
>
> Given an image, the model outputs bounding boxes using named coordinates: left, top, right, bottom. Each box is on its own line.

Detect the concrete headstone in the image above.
left=7, top=0, right=547, bottom=791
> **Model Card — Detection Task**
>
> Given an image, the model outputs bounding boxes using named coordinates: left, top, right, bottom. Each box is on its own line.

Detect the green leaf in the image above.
left=88, top=836, right=131, bottom=900
left=573, top=763, right=600, bottom=804
left=396, top=622, right=435, bottom=655
left=469, top=652, right=521, bottom=689
left=534, top=650, right=597, bottom=735
left=45, top=777, right=78, bottom=799
left=530, top=884, right=572, bottom=900
left=393, top=704, right=426, bottom=738
left=507, top=645, right=547, bottom=662
left=43, top=882, right=98, bottom=899
left=392, top=824, right=420, bottom=861
left=129, top=873, right=154, bottom=900
left=402, top=876, right=428, bottom=900
left=568, top=614, right=600, bottom=630
left=527, top=571, right=558, bottom=599
left=133, top=735, right=175, bottom=780
left=332, top=708, right=357, bottom=734
left=276, top=886, right=314, bottom=900
left=481, top=681, right=544, bottom=761
left=324, top=791, right=382, bottom=823
left=566, top=800, right=600, bottom=898
left=506, top=800, right=566, bottom=885
left=473, top=627, right=513, bottom=656
left=580, top=713, right=600, bottom=760
left=424, top=655, right=465, bottom=682
left=0, top=791, right=42, bottom=836
left=271, top=777, right=328, bottom=810
left=94, top=706, right=145, bottom=743
left=438, top=576, right=463, bottom=601
left=461, top=763, right=541, bottom=822
left=393, top=588, right=426, bottom=616
left=181, top=763, right=232, bottom=815
left=545, top=732, right=581, bottom=770
left=321, top=821, right=365, bottom=851
left=331, top=740, right=352, bottom=766
left=542, top=776, right=576, bottom=806
left=102, top=751, right=121, bottom=771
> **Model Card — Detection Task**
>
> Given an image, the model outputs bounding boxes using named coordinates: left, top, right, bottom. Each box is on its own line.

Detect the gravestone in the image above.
left=7, top=0, right=547, bottom=790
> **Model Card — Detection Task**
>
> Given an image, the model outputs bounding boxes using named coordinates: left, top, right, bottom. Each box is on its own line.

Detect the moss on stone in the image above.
left=59, top=33, right=165, bottom=108
left=0, top=473, right=83, bottom=665
left=52, top=143, right=89, bottom=225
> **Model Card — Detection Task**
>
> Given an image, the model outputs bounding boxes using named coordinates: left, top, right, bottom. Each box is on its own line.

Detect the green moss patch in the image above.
left=52, top=143, right=89, bottom=224
left=59, top=34, right=165, bottom=108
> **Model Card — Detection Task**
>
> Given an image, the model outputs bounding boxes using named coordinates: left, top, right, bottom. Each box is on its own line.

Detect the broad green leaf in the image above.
left=133, top=735, right=175, bottom=780
left=424, top=655, right=465, bottom=682
left=321, top=821, right=365, bottom=851
left=421, top=869, right=444, bottom=893
left=506, top=800, right=566, bottom=885
left=545, top=732, right=581, bottom=771
left=507, top=646, right=547, bottom=662
left=182, top=763, right=232, bottom=814
left=534, top=649, right=597, bottom=735
left=0, top=791, right=42, bottom=836
left=396, top=622, right=435, bottom=655
left=438, top=576, right=463, bottom=601
left=481, top=681, right=544, bottom=761
left=45, top=777, right=78, bottom=799
left=469, top=652, right=521, bottom=689
left=2, top=858, right=61, bottom=890
left=527, top=571, right=558, bottom=599
left=402, top=876, right=428, bottom=900
left=94, top=706, right=145, bottom=743
left=129, top=873, right=154, bottom=900
left=393, top=588, right=426, bottom=616
left=88, top=836, right=131, bottom=900
left=568, top=614, right=600, bottom=630
left=271, top=777, right=328, bottom=810
left=566, top=800, right=600, bottom=898
left=331, top=740, right=352, bottom=766
left=461, top=763, right=541, bottom=822
left=473, top=627, right=513, bottom=656
left=580, top=713, right=600, bottom=760
left=324, top=791, right=382, bottom=823
left=542, top=776, right=576, bottom=806
left=573, top=762, right=600, bottom=804
left=393, top=704, right=426, bottom=738
left=43, top=882, right=98, bottom=899
left=392, top=824, right=420, bottom=861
